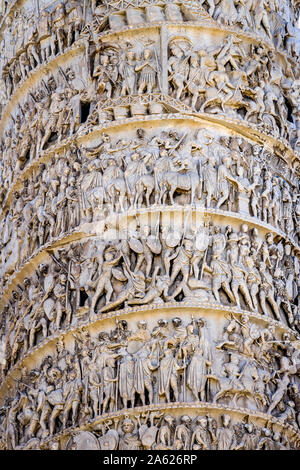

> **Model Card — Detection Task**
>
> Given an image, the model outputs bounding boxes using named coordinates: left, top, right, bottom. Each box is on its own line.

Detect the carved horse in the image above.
left=134, top=174, right=155, bottom=207
left=105, top=177, right=127, bottom=212
left=214, top=362, right=265, bottom=409
left=159, top=170, right=201, bottom=205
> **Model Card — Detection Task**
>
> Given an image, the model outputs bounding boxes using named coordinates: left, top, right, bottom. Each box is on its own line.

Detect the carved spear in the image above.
left=114, top=358, right=120, bottom=412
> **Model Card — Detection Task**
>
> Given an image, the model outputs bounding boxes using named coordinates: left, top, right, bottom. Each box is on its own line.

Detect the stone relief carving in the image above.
left=64, top=412, right=299, bottom=450
left=1, top=217, right=300, bottom=378
left=0, top=126, right=299, bottom=289
left=0, top=0, right=299, bottom=453
left=0, top=314, right=299, bottom=449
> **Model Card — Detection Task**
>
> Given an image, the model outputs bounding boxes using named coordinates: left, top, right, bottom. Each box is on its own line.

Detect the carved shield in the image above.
left=43, top=298, right=55, bottom=322
left=47, top=389, right=63, bottom=406
left=129, top=238, right=143, bottom=253
left=73, top=431, right=100, bottom=450
left=112, top=267, right=127, bottom=282
left=147, top=236, right=162, bottom=254
left=195, top=233, right=209, bottom=251
left=165, top=232, right=181, bottom=248
left=44, top=274, right=54, bottom=293
left=98, top=430, right=119, bottom=450
left=140, top=426, right=158, bottom=448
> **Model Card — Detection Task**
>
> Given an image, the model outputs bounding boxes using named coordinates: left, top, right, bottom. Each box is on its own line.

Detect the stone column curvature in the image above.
left=0, top=0, right=300, bottom=451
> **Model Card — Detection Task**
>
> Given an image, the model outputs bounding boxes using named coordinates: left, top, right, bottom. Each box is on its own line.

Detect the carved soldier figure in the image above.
left=62, top=369, right=83, bottom=429
left=89, top=248, right=122, bottom=318
left=258, top=262, right=281, bottom=321
left=102, top=356, right=118, bottom=413
left=119, top=50, right=136, bottom=96
left=38, top=9, right=52, bottom=62
left=174, top=416, right=192, bottom=450
left=52, top=3, right=66, bottom=55
left=168, top=43, right=190, bottom=100
left=136, top=48, right=159, bottom=94
left=204, top=253, right=235, bottom=304
left=66, top=0, right=84, bottom=47
left=119, top=417, right=142, bottom=450
left=159, top=343, right=184, bottom=403
left=25, top=19, right=40, bottom=70
left=191, top=417, right=211, bottom=450
left=133, top=343, right=157, bottom=406
left=216, top=414, right=238, bottom=450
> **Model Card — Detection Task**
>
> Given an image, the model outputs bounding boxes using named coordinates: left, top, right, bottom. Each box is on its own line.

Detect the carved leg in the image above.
left=259, top=291, right=269, bottom=316
left=222, top=281, right=235, bottom=304
left=267, top=294, right=281, bottom=321
left=250, top=284, right=259, bottom=311
left=62, top=403, right=72, bottom=430
left=216, top=190, right=229, bottom=210
left=170, top=264, right=181, bottom=284
left=240, top=283, right=254, bottom=310
left=72, top=400, right=79, bottom=427
left=146, top=186, right=154, bottom=207
left=50, top=406, right=61, bottom=435
left=231, top=281, right=241, bottom=307
left=212, top=279, right=221, bottom=303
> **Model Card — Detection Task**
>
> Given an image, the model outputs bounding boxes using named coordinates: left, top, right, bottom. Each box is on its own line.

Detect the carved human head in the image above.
left=240, top=314, right=248, bottom=324
left=68, top=369, right=77, bottom=380
left=137, top=320, right=147, bottom=330
left=144, top=48, right=152, bottom=59
left=137, top=128, right=145, bottom=139
left=172, top=317, right=182, bottom=328
left=263, top=428, right=271, bottom=437
left=186, top=324, right=194, bottom=335
left=164, top=415, right=174, bottom=426
left=48, top=76, right=56, bottom=92
left=49, top=367, right=62, bottom=383
left=100, top=54, right=109, bottom=65
left=170, top=45, right=182, bottom=58
left=118, top=320, right=128, bottom=331
left=142, top=225, right=151, bottom=236
left=222, top=415, right=231, bottom=427
left=60, top=274, right=67, bottom=284
left=121, top=417, right=135, bottom=434
left=184, top=239, right=193, bottom=252
left=245, top=423, right=253, bottom=433
left=12, top=290, right=19, bottom=301
left=190, top=54, right=198, bottom=66
left=266, top=232, right=273, bottom=244
left=126, top=50, right=135, bottom=61
left=196, top=416, right=207, bottom=427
